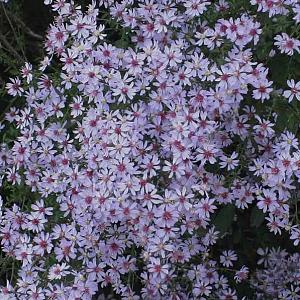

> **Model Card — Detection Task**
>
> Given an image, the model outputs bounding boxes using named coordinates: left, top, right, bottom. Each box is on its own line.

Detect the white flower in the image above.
left=220, top=152, right=239, bottom=170
left=283, top=79, right=300, bottom=102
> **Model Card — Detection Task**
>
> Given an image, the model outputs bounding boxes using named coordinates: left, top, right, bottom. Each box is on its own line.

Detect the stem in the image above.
left=8, top=13, right=43, bottom=41
left=0, top=32, right=24, bottom=63
left=1, top=3, right=27, bottom=60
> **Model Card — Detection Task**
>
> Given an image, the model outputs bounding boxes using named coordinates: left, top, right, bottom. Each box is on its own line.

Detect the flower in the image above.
left=274, top=33, right=300, bottom=56
left=234, top=266, right=249, bottom=283
left=220, top=250, right=237, bottom=267
left=290, top=226, right=300, bottom=246
left=252, top=79, right=273, bottom=101
left=219, top=152, right=239, bottom=170
left=48, top=263, right=70, bottom=280
left=148, top=258, right=169, bottom=280
left=1, top=0, right=300, bottom=298
left=6, top=78, right=24, bottom=96
left=283, top=79, right=300, bottom=102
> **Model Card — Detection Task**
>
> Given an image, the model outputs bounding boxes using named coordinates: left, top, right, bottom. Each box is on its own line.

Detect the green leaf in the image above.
left=213, top=204, right=235, bottom=234
left=269, top=55, right=290, bottom=86
left=115, top=38, right=129, bottom=48
left=233, top=227, right=242, bottom=244
left=250, top=206, right=265, bottom=228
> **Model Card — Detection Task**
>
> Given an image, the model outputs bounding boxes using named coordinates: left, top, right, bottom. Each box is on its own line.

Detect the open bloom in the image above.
left=220, top=250, right=237, bottom=267
left=219, top=152, right=239, bottom=170
left=274, top=33, right=300, bottom=56
left=283, top=79, right=300, bottom=102
left=148, top=258, right=169, bottom=280
left=6, top=78, right=24, bottom=96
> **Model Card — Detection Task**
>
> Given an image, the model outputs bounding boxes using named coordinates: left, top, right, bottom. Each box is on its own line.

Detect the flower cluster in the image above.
left=0, top=0, right=300, bottom=299
left=250, top=0, right=298, bottom=17
left=253, top=247, right=300, bottom=299
left=274, top=33, right=300, bottom=56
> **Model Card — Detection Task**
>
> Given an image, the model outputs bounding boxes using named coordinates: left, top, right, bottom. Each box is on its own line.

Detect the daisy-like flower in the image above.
left=112, top=74, right=137, bottom=103
left=184, top=0, right=210, bottom=18
left=148, top=257, right=169, bottom=280
left=254, top=116, right=275, bottom=138
left=256, top=247, right=269, bottom=266
left=6, top=78, right=24, bottom=97
left=290, top=226, right=300, bottom=246
left=68, top=15, right=90, bottom=39
left=175, top=187, right=194, bottom=211
left=15, top=243, right=33, bottom=266
left=281, top=131, right=299, bottom=150
left=33, top=232, right=53, bottom=256
left=293, top=5, right=300, bottom=24
left=196, top=143, right=218, bottom=165
left=252, top=79, right=273, bottom=101
left=215, top=0, right=229, bottom=12
left=90, top=24, right=106, bottom=44
left=257, top=189, right=279, bottom=213
left=70, top=96, right=85, bottom=117
left=20, top=63, right=33, bottom=84
left=193, top=281, right=212, bottom=297
left=196, top=197, right=217, bottom=219
left=234, top=266, right=249, bottom=283
left=148, top=236, right=173, bottom=258
left=220, top=250, right=237, bottom=267
left=274, top=33, right=300, bottom=56
left=219, top=152, right=239, bottom=170
left=154, top=204, right=179, bottom=228
left=26, top=212, right=47, bottom=233
left=283, top=79, right=300, bottom=102
left=266, top=215, right=284, bottom=235
left=163, top=157, right=185, bottom=178
left=48, top=263, right=70, bottom=280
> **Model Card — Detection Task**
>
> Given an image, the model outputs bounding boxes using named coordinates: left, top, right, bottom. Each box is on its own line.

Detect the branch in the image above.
left=1, top=3, right=27, bottom=60
left=10, top=14, right=44, bottom=41
left=0, top=32, right=24, bottom=64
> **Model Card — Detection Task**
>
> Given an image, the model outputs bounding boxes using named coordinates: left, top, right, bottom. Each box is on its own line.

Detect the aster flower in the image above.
left=196, top=198, right=217, bottom=219
left=283, top=79, right=300, bottom=102
left=1, top=0, right=300, bottom=298
left=112, top=75, right=137, bottom=103
left=15, top=243, right=33, bottom=266
left=154, top=204, right=179, bottom=228
left=274, top=33, right=300, bottom=56
left=26, top=212, right=47, bottom=233
left=196, top=144, right=218, bottom=165
left=70, top=96, right=85, bottom=117
left=234, top=266, right=249, bottom=283
left=220, top=250, right=237, bottom=267
left=257, top=189, right=279, bottom=213
left=266, top=215, right=284, bottom=235
left=33, top=232, right=53, bottom=255
left=6, top=78, right=24, bottom=97
left=148, top=257, right=169, bottom=280
left=252, top=79, right=273, bottom=101
left=20, top=63, right=33, bottom=84
left=48, top=263, right=70, bottom=280
left=148, top=236, right=173, bottom=258
left=290, top=226, right=300, bottom=246
left=163, top=158, right=185, bottom=179
left=193, top=281, right=212, bottom=297
left=219, top=152, right=239, bottom=170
